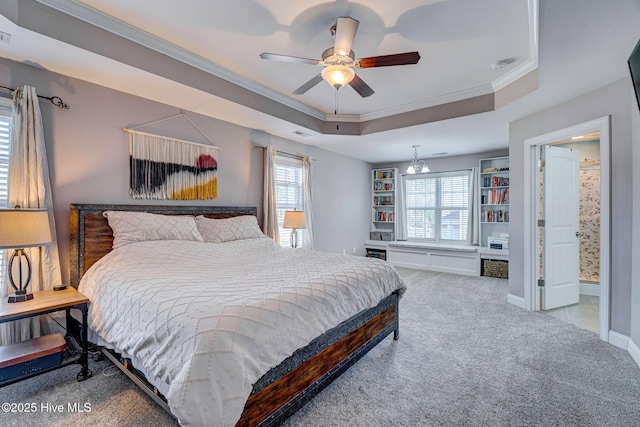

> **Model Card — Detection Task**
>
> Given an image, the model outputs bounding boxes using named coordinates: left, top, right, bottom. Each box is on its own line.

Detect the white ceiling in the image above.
left=0, top=0, right=639, bottom=164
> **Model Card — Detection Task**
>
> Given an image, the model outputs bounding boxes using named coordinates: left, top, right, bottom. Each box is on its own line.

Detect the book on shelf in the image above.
left=374, top=195, right=395, bottom=206
left=482, top=210, right=509, bottom=223
left=482, top=176, right=510, bottom=187
left=375, top=211, right=395, bottom=222
left=373, top=181, right=394, bottom=191
left=374, top=170, right=395, bottom=180
left=482, top=189, right=508, bottom=204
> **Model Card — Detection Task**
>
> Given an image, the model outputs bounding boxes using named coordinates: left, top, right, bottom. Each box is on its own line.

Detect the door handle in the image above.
left=576, top=231, right=584, bottom=237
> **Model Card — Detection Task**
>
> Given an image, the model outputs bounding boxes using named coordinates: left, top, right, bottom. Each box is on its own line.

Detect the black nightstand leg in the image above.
left=77, top=303, right=92, bottom=381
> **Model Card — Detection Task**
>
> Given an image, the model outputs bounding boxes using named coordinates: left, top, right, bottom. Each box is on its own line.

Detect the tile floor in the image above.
left=543, top=294, right=599, bottom=333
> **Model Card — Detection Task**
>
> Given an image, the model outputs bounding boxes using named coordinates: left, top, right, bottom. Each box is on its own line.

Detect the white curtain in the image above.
left=396, top=174, right=408, bottom=240
left=302, top=156, right=315, bottom=249
left=467, top=167, right=479, bottom=245
left=1, top=86, right=62, bottom=345
left=262, top=146, right=280, bottom=243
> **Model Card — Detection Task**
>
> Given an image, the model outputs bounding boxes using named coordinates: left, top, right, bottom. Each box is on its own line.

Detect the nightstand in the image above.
left=0, top=287, right=92, bottom=386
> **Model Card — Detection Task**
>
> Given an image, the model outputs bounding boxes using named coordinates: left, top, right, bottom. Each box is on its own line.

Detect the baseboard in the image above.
left=507, top=293, right=526, bottom=309
left=608, top=330, right=629, bottom=350
left=579, top=282, right=600, bottom=296
left=629, top=338, right=640, bottom=369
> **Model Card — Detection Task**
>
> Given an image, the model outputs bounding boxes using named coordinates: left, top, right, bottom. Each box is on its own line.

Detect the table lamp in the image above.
left=283, top=210, right=306, bottom=248
left=0, top=207, right=52, bottom=303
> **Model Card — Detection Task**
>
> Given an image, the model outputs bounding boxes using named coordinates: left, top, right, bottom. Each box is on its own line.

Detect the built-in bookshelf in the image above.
left=479, top=156, right=509, bottom=250
left=371, top=168, right=398, bottom=240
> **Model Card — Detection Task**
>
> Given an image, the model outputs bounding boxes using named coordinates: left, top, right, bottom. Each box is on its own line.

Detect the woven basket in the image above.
left=482, top=259, right=508, bottom=279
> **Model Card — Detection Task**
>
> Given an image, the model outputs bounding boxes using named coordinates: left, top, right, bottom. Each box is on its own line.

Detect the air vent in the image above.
left=293, top=131, right=311, bottom=137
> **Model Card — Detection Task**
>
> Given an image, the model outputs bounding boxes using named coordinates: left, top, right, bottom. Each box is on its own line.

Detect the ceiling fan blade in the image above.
left=349, top=74, right=375, bottom=98
left=259, top=53, right=321, bottom=65
left=356, top=51, right=421, bottom=68
left=334, top=17, right=359, bottom=56
left=293, top=74, right=324, bottom=95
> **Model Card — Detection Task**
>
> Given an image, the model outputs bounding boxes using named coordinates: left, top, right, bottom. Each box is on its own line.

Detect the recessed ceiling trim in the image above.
left=492, top=0, right=538, bottom=91
left=34, top=0, right=327, bottom=120
left=325, top=113, right=360, bottom=122
left=359, top=84, right=494, bottom=122
left=491, top=59, right=537, bottom=92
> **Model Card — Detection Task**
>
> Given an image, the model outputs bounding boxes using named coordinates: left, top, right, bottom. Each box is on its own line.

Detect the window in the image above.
left=0, top=100, right=12, bottom=289
left=404, top=170, right=471, bottom=242
left=274, top=157, right=304, bottom=247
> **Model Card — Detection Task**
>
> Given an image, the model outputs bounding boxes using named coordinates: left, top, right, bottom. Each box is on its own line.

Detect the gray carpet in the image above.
left=1, top=269, right=639, bottom=426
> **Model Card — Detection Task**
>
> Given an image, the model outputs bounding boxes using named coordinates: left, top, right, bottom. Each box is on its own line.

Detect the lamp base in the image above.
left=8, top=291, right=33, bottom=303
left=290, top=228, right=299, bottom=248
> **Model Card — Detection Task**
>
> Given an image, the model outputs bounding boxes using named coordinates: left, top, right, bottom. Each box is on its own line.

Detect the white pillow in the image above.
left=195, top=215, right=264, bottom=243
left=103, top=210, right=204, bottom=248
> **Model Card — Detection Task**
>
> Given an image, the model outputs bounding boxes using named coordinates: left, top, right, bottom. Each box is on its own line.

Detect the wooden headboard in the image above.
left=69, top=204, right=258, bottom=288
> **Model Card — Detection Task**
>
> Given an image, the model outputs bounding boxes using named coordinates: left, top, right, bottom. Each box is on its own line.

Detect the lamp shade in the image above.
left=283, top=210, right=306, bottom=229
left=0, top=208, right=52, bottom=249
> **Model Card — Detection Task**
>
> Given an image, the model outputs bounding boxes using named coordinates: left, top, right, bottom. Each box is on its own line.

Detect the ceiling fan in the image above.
left=260, top=17, right=420, bottom=98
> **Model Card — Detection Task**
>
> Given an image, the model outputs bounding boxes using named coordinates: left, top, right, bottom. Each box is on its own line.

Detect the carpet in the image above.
left=1, top=268, right=638, bottom=426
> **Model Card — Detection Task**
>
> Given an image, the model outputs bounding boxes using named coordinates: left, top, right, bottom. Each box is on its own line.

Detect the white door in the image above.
left=542, top=145, right=580, bottom=310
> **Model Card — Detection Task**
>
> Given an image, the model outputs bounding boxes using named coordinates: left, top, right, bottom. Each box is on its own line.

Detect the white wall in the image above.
left=509, top=78, right=634, bottom=336
left=0, top=57, right=371, bottom=284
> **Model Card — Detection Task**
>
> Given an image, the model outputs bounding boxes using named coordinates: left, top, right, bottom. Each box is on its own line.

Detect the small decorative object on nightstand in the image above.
left=0, top=207, right=52, bottom=303
left=283, top=210, right=306, bottom=248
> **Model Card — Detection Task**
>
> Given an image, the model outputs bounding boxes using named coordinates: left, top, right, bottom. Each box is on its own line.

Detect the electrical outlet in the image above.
left=342, top=248, right=346, bottom=255
left=0, top=31, right=11, bottom=44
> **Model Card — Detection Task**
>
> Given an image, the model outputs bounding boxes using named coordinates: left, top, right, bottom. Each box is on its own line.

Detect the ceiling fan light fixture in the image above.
left=321, top=64, right=355, bottom=88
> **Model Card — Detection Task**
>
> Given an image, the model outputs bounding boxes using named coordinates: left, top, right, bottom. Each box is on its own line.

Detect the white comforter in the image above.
left=79, top=237, right=406, bottom=426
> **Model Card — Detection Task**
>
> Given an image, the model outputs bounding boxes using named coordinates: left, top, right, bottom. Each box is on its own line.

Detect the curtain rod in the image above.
left=0, top=85, right=70, bottom=109
left=254, top=145, right=315, bottom=161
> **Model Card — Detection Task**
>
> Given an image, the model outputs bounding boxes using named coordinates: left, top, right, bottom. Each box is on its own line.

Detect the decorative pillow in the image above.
left=195, top=215, right=264, bottom=243
left=103, top=210, right=204, bottom=248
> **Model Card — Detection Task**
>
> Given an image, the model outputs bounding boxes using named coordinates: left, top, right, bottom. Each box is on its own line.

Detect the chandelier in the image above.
left=406, top=145, right=429, bottom=174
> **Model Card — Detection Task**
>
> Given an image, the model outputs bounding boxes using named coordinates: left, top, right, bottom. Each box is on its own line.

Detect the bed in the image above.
left=69, top=203, right=406, bottom=426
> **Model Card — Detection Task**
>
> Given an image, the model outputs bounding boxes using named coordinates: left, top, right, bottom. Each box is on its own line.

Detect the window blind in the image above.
left=405, top=170, right=470, bottom=242
left=274, top=158, right=304, bottom=247
left=0, top=103, right=11, bottom=289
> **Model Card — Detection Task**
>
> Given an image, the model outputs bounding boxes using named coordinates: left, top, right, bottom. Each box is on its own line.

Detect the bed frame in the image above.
left=69, top=203, right=400, bottom=426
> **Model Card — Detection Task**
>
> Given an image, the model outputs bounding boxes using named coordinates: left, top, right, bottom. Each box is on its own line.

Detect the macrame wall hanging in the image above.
left=123, top=112, right=220, bottom=200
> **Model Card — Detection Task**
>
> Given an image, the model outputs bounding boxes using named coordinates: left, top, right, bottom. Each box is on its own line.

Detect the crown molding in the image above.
left=358, top=84, right=495, bottom=122
left=324, top=113, right=361, bottom=122
left=34, top=0, right=326, bottom=120
left=34, top=0, right=539, bottom=125
left=492, top=0, right=539, bottom=91
left=491, top=59, right=538, bottom=92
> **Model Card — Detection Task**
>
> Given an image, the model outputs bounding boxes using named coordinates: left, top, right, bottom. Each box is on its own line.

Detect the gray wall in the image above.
left=0, top=57, right=371, bottom=285
left=509, top=78, right=634, bottom=336
left=373, top=149, right=509, bottom=172
left=631, top=91, right=640, bottom=348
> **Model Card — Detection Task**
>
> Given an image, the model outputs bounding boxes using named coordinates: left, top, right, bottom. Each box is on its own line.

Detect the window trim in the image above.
left=274, top=156, right=304, bottom=247
left=403, top=169, right=472, bottom=243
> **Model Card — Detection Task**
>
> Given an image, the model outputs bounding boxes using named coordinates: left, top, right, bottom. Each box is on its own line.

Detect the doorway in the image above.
left=523, top=117, right=610, bottom=342
left=539, top=137, right=601, bottom=333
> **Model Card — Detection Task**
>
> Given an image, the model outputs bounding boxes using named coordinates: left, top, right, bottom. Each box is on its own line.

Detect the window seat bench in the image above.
left=365, top=240, right=480, bottom=276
